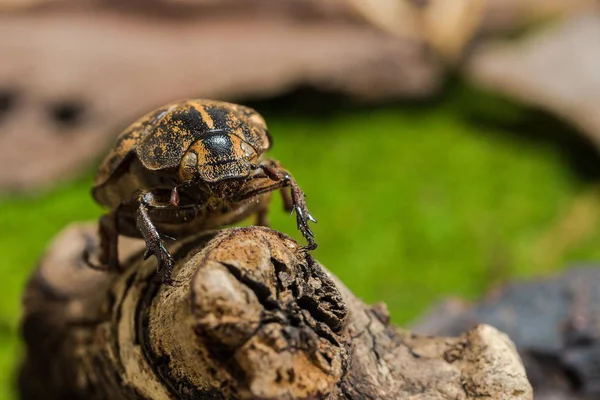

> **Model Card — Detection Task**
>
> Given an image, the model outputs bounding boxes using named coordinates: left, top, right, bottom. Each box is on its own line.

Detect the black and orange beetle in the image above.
left=85, top=99, right=316, bottom=284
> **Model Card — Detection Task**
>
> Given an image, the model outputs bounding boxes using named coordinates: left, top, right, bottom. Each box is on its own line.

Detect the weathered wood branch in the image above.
left=19, top=224, right=533, bottom=399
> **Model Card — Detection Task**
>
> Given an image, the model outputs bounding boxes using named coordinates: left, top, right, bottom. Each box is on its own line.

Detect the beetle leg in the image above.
left=280, top=182, right=294, bottom=213
left=83, top=207, right=121, bottom=272
left=287, top=179, right=318, bottom=250
left=137, top=192, right=176, bottom=285
left=260, top=161, right=317, bottom=249
left=248, top=164, right=293, bottom=212
left=238, top=160, right=317, bottom=250
left=99, top=208, right=121, bottom=270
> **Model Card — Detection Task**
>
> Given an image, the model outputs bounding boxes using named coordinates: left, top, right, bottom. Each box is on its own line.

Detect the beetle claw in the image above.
left=298, top=221, right=314, bottom=239
left=302, top=241, right=318, bottom=251
left=161, top=233, right=177, bottom=241
left=293, top=204, right=316, bottom=244
left=143, top=240, right=174, bottom=277
left=156, top=244, right=174, bottom=271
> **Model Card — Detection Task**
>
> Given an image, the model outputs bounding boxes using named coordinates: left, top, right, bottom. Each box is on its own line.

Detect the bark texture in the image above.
left=19, top=223, right=533, bottom=399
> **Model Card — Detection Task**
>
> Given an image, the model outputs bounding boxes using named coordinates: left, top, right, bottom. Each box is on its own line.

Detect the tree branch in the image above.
left=19, top=224, right=532, bottom=399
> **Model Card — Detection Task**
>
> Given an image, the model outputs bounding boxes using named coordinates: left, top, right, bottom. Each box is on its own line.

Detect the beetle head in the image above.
left=178, top=131, right=259, bottom=185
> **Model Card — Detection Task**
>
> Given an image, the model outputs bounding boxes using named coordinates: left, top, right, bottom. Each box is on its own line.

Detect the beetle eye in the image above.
left=179, top=151, right=198, bottom=182
left=240, top=141, right=256, bottom=158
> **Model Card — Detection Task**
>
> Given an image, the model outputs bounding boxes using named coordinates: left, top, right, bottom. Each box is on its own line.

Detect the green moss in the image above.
left=1, top=87, right=599, bottom=398
left=264, top=104, right=583, bottom=323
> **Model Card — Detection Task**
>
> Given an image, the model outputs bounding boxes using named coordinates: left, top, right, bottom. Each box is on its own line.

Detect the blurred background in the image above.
left=1, top=0, right=600, bottom=399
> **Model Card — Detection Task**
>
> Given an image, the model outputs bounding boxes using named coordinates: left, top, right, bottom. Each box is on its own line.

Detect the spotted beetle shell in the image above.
left=93, top=99, right=271, bottom=188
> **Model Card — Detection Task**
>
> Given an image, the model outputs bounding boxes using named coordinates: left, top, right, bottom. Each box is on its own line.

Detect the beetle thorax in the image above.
left=178, top=132, right=258, bottom=184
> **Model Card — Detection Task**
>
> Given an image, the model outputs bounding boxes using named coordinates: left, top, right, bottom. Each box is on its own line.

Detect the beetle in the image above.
left=85, top=99, right=316, bottom=284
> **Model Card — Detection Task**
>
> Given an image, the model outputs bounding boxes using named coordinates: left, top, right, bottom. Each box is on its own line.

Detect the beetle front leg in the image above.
left=287, top=177, right=318, bottom=250
left=261, top=161, right=317, bottom=249
left=241, top=160, right=317, bottom=250
left=136, top=192, right=175, bottom=285
left=84, top=207, right=121, bottom=272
